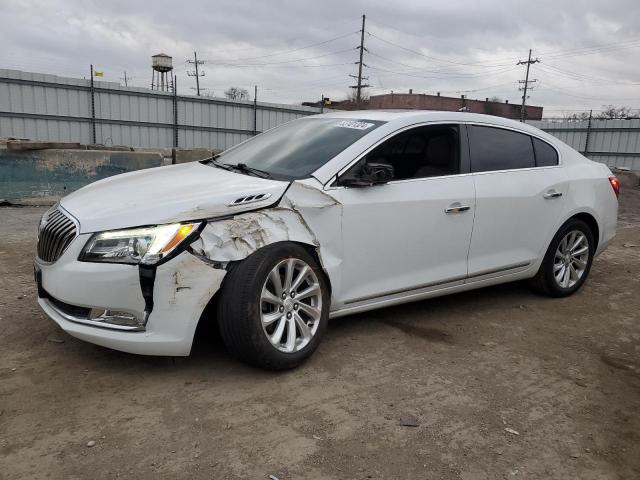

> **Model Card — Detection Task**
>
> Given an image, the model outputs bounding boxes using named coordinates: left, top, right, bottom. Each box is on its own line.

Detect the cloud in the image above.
left=1, top=0, right=639, bottom=115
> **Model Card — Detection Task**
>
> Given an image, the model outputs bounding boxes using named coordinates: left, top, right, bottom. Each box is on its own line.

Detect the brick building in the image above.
left=367, top=91, right=543, bottom=120
left=304, top=91, right=543, bottom=120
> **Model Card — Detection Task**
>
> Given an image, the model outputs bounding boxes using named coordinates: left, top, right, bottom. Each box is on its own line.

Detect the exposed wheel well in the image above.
left=292, top=242, right=332, bottom=295
left=569, top=212, right=599, bottom=250
left=194, top=241, right=330, bottom=336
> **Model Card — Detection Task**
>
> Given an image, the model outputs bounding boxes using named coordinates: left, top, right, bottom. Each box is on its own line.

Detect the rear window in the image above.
left=469, top=125, right=535, bottom=172
left=533, top=137, right=559, bottom=167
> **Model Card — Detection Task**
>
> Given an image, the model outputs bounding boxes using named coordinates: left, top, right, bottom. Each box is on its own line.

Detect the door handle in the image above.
left=543, top=191, right=563, bottom=199
left=445, top=203, right=471, bottom=214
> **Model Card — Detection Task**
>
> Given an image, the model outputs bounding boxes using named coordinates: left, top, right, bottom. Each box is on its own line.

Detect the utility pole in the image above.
left=349, top=14, right=370, bottom=107
left=253, top=85, right=258, bottom=135
left=517, top=49, right=539, bottom=122
left=187, top=51, right=205, bottom=96
left=120, top=71, right=134, bottom=87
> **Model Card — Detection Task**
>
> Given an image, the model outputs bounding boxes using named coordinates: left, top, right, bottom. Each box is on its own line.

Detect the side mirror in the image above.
left=339, top=163, right=394, bottom=187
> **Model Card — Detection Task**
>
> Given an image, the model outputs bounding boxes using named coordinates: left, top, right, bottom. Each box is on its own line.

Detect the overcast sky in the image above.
left=2, top=0, right=640, bottom=116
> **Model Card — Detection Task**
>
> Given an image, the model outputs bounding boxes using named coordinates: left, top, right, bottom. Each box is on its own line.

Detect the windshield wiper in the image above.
left=203, top=156, right=234, bottom=171
left=203, top=157, right=271, bottom=179
left=226, top=163, right=272, bottom=179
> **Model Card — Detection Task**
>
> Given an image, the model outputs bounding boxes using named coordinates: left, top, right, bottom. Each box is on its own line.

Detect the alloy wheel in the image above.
left=260, top=258, right=322, bottom=353
left=553, top=230, right=589, bottom=289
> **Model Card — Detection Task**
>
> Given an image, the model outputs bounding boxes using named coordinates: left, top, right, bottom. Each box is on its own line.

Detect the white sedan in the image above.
left=35, top=111, right=619, bottom=369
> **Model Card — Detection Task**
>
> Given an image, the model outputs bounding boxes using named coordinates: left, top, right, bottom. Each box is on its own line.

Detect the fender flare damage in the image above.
left=188, top=181, right=342, bottom=291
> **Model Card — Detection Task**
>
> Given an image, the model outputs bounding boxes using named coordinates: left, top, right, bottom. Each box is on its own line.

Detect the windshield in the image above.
left=214, top=117, right=385, bottom=180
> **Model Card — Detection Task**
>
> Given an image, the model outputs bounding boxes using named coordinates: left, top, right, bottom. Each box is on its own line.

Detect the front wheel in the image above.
left=530, top=218, right=595, bottom=297
left=217, top=242, right=329, bottom=370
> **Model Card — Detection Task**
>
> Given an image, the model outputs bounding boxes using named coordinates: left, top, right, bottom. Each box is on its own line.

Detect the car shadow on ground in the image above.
left=50, top=279, right=541, bottom=376
left=326, top=280, right=540, bottom=337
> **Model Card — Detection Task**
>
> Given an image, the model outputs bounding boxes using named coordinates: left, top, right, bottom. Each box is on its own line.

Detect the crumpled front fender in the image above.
left=189, top=181, right=343, bottom=303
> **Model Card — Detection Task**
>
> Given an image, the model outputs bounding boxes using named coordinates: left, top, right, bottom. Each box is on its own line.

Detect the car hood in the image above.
left=60, top=162, right=290, bottom=233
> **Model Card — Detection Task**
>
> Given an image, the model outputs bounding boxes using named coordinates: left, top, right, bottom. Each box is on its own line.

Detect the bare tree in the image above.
left=224, top=87, right=250, bottom=101
left=596, top=105, right=633, bottom=119
left=488, top=96, right=502, bottom=103
left=564, top=111, right=591, bottom=121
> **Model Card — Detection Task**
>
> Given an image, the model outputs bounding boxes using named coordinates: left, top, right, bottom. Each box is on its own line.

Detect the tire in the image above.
left=530, top=218, right=595, bottom=297
left=217, top=242, right=330, bottom=370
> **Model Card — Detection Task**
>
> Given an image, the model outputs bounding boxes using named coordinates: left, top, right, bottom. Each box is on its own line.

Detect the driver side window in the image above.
left=360, top=124, right=461, bottom=181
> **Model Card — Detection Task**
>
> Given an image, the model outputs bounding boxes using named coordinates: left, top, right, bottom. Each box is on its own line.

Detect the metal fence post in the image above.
left=584, top=109, right=593, bottom=156
left=90, top=64, right=96, bottom=144
left=173, top=75, right=178, bottom=149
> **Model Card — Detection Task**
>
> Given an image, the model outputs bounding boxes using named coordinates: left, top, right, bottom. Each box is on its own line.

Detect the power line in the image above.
left=367, top=21, right=640, bottom=64
left=263, top=79, right=351, bottom=95
left=208, top=61, right=354, bottom=70
left=366, top=50, right=515, bottom=74
left=207, top=48, right=356, bottom=67
left=451, top=81, right=519, bottom=94
left=517, top=49, right=539, bottom=122
left=543, top=43, right=640, bottom=60
left=368, top=14, right=640, bottom=63
left=366, top=30, right=517, bottom=67
left=365, top=23, right=527, bottom=69
left=537, top=38, right=640, bottom=59
left=262, top=73, right=352, bottom=92
left=538, top=81, right=640, bottom=101
left=368, top=80, right=518, bottom=96
left=366, top=63, right=518, bottom=79
left=537, top=63, right=640, bottom=86
left=201, top=31, right=359, bottom=63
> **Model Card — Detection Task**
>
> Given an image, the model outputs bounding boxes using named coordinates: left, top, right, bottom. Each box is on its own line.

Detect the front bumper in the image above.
left=35, top=234, right=227, bottom=356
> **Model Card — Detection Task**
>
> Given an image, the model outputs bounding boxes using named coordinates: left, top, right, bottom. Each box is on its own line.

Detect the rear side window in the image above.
left=469, top=125, right=535, bottom=172
left=533, top=137, right=559, bottom=167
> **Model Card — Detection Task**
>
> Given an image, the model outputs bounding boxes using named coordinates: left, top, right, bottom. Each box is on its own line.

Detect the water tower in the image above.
left=151, top=53, right=173, bottom=92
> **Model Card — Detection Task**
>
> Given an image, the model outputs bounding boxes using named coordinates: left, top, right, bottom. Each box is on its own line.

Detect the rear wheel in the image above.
left=530, top=218, right=595, bottom=297
left=217, top=242, right=329, bottom=370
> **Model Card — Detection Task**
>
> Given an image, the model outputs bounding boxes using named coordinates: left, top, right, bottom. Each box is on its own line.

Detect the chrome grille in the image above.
left=37, top=207, right=77, bottom=263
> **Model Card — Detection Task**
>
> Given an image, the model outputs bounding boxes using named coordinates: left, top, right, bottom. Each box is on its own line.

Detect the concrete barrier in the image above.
left=0, top=148, right=168, bottom=205
left=174, top=148, right=217, bottom=164
left=0, top=142, right=223, bottom=205
left=613, top=169, right=640, bottom=190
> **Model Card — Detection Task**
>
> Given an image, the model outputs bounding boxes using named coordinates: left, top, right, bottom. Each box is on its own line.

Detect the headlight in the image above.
left=79, top=222, right=200, bottom=265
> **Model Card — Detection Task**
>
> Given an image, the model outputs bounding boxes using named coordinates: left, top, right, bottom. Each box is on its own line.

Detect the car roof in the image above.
left=308, top=110, right=573, bottom=184
left=316, top=109, right=545, bottom=136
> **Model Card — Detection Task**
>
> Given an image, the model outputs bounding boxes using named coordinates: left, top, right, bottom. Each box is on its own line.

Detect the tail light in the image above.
left=608, top=176, right=620, bottom=198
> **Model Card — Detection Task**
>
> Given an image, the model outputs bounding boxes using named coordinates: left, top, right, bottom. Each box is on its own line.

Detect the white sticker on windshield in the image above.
left=335, top=120, right=375, bottom=130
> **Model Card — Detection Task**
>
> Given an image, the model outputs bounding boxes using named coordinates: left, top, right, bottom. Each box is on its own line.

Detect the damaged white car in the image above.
left=35, top=111, right=619, bottom=369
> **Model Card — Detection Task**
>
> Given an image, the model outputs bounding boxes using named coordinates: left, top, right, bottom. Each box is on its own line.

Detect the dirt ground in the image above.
left=1, top=189, right=639, bottom=480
